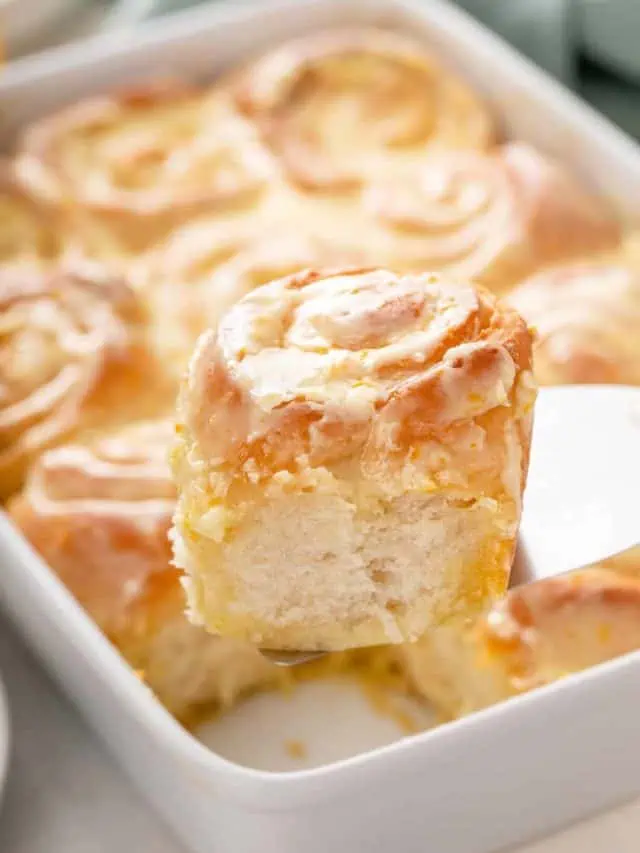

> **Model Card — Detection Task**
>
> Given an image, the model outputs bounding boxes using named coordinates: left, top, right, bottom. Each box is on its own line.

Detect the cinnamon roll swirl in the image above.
left=171, top=267, right=535, bottom=651
left=9, top=419, right=277, bottom=720
left=15, top=82, right=278, bottom=249
left=363, top=143, right=619, bottom=291
left=0, top=266, right=162, bottom=498
left=508, top=253, right=640, bottom=385
left=235, top=29, right=494, bottom=193
left=401, top=566, right=640, bottom=719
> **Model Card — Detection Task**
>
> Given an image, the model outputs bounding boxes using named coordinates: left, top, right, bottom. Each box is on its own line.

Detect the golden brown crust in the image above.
left=183, top=267, right=533, bottom=479
left=9, top=420, right=279, bottom=718
left=15, top=80, right=278, bottom=248
left=234, top=29, right=494, bottom=192
left=509, top=254, right=640, bottom=385
left=361, top=143, right=620, bottom=291
left=480, top=569, right=640, bottom=692
left=0, top=265, right=166, bottom=498
left=9, top=420, right=177, bottom=638
left=599, top=543, right=640, bottom=578
left=402, top=563, right=640, bottom=719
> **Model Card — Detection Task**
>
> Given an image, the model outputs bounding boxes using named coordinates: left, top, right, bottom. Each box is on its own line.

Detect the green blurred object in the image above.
left=460, top=0, right=640, bottom=141
left=580, top=0, right=640, bottom=84
left=457, top=0, right=577, bottom=85
left=581, top=62, right=640, bottom=142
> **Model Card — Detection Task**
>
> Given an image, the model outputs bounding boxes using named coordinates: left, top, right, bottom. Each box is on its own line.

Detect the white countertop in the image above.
left=0, top=611, right=637, bottom=853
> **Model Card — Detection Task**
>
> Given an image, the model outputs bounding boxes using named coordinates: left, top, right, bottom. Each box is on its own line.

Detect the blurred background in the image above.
left=3, top=0, right=640, bottom=139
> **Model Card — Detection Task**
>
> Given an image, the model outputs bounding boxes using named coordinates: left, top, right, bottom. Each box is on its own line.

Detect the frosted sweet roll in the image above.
left=509, top=251, right=640, bottom=385
left=363, top=143, right=619, bottom=291
left=401, top=567, right=640, bottom=719
left=15, top=82, right=277, bottom=250
left=9, top=419, right=277, bottom=720
left=171, top=267, right=536, bottom=652
left=235, top=29, right=494, bottom=192
left=0, top=265, right=163, bottom=498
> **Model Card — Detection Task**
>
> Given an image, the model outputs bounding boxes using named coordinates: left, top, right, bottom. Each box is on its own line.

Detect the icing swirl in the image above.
left=364, top=143, right=619, bottom=290
left=235, top=29, right=493, bottom=191
left=29, top=420, right=175, bottom=517
left=0, top=266, right=150, bottom=494
left=16, top=82, right=277, bottom=241
left=184, top=267, right=533, bottom=476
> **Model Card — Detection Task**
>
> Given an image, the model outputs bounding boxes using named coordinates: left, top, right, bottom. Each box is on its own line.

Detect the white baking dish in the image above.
left=0, top=2, right=639, bottom=851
